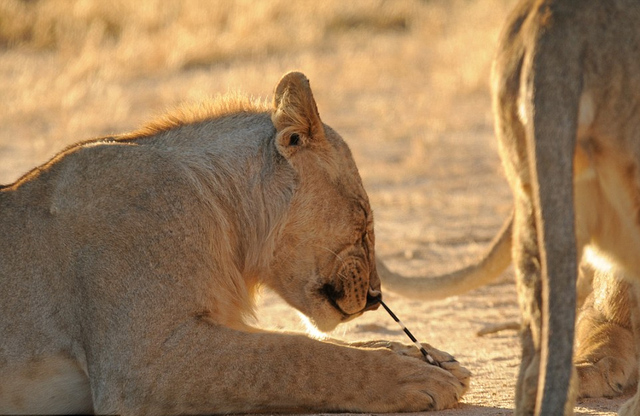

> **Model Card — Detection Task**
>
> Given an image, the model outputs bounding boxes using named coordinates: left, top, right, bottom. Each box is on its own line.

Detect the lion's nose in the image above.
left=363, top=288, right=381, bottom=312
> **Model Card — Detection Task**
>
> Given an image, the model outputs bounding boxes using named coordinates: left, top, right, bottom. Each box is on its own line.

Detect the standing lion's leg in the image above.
left=512, top=191, right=543, bottom=416
left=493, top=62, right=544, bottom=415
left=618, top=282, right=640, bottom=416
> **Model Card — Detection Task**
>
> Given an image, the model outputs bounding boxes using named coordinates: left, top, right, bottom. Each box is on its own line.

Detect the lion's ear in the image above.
left=271, top=72, right=326, bottom=157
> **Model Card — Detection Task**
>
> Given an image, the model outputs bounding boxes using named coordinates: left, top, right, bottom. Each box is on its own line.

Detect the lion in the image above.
left=378, top=1, right=640, bottom=414
left=0, top=72, right=470, bottom=415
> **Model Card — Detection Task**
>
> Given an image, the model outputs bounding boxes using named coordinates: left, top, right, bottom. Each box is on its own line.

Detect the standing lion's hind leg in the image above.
left=520, top=19, right=585, bottom=414
left=512, top=189, right=543, bottom=416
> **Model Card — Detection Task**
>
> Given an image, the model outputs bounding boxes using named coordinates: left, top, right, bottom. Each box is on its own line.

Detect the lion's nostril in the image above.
left=364, top=291, right=381, bottom=311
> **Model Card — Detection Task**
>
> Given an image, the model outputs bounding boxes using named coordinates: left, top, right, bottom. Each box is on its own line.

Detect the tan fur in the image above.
left=379, top=1, right=640, bottom=414
left=0, top=72, right=470, bottom=415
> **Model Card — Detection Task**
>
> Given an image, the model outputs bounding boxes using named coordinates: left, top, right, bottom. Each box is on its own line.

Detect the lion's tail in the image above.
left=378, top=210, right=513, bottom=300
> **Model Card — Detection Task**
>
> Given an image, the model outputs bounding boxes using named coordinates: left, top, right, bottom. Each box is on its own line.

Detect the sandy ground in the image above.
left=0, top=0, right=634, bottom=414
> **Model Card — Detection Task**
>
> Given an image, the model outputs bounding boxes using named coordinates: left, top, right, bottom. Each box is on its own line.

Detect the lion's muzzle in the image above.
left=326, top=257, right=380, bottom=316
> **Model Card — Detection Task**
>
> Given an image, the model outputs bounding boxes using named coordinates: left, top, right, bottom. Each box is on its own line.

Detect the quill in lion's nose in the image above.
left=379, top=299, right=440, bottom=367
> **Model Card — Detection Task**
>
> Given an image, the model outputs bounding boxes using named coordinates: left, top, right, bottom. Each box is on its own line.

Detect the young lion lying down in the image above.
left=0, top=72, right=469, bottom=414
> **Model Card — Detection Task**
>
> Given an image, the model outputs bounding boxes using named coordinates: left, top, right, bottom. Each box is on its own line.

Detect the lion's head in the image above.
left=266, top=72, right=381, bottom=332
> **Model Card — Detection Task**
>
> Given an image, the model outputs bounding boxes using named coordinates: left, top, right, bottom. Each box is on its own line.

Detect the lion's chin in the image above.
left=299, top=302, right=344, bottom=334
left=307, top=311, right=343, bottom=333
left=306, top=300, right=367, bottom=334
left=297, top=313, right=334, bottom=339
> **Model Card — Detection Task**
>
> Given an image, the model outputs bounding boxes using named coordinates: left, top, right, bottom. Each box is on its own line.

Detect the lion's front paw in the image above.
left=438, top=356, right=472, bottom=394
left=337, top=341, right=471, bottom=412
left=423, top=343, right=472, bottom=395
left=370, top=340, right=471, bottom=392
left=361, top=340, right=471, bottom=403
left=388, top=354, right=468, bottom=411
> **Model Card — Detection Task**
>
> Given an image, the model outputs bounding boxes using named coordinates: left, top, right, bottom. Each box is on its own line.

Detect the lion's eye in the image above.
left=361, top=230, right=371, bottom=251
left=289, top=133, right=300, bottom=146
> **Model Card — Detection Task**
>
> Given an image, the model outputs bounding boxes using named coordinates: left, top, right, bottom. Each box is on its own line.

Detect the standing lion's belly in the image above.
left=0, top=355, right=92, bottom=414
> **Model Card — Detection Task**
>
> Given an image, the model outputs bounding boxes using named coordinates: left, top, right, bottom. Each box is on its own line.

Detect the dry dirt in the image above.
left=0, top=0, right=633, bottom=414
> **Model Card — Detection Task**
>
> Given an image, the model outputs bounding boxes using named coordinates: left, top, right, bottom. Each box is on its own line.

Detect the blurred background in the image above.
left=0, top=1, right=625, bottom=413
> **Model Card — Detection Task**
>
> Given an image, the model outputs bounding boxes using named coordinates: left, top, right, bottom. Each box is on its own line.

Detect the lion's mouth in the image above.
left=321, top=283, right=381, bottom=319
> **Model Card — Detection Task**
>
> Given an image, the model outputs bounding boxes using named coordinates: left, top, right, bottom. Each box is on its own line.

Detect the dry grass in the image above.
left=1, top=0, right=497, bottom=77
left=0, top=0, right=626, bottom=414
left=0, top=0, right=511, bottom=183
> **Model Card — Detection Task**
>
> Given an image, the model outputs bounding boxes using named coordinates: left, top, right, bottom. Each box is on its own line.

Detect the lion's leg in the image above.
left=575, top=265, right=637, bottom=398
left=618, top=282, right=640, bottom=416
left=512, top=192, right=543, bottom=416
left=88, top=320, right=468, bottom=414
left=495, top=90, right=544, bottom=415
left=512, top=189, right=580, bottom=415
